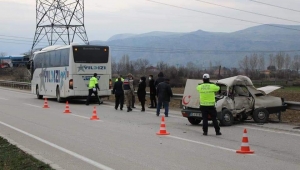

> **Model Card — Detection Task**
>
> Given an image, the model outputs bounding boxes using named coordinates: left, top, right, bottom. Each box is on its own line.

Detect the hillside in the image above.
left=90, top=24, right=300, bottom=67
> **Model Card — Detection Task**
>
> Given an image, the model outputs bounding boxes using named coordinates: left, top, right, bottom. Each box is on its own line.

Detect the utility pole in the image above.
left=32, top=0, right=89, bottom=50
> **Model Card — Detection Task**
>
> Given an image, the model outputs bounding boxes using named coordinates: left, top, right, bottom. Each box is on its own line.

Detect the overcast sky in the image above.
left=0, top=0, right=300, bottom=54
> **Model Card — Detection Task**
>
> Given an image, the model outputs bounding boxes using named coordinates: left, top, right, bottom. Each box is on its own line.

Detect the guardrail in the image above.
left=1, top=80, right=300, bottom=111
left=0, top=80, right=31, bottom=90
left=285, top=101, right=300, bottom=111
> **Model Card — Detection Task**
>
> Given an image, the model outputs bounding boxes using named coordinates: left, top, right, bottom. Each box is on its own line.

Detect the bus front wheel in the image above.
left=36, top=86, right=43, bottom=99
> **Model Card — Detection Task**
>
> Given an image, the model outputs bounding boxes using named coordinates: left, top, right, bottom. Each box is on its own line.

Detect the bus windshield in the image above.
left=72, top=46, right=109, bottom=63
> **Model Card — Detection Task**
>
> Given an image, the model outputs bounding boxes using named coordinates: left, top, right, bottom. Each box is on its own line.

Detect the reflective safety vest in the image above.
left=115, top=77, right=124, bottom=82
left=196, top=83, right=220, bottom=106
left=88, top=77, right=98, bottom=89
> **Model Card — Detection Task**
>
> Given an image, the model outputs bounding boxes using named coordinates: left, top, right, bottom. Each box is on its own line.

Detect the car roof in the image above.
left=216, top=75, right=253, bottom=87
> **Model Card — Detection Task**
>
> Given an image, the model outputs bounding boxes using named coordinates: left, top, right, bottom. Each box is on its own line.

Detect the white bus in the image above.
left=27, top=44, right=112, bottom=102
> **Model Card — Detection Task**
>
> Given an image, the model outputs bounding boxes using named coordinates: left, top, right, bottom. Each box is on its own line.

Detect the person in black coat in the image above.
left=156, top=78, right=173, bottom=117
left=137, top=76, right=146, bottom=112
left=112, top=77, right=124, bottom=110
left=148, top=75, right=157, bottom=108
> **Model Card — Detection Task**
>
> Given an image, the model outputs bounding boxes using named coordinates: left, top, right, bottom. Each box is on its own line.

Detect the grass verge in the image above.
left=0, top=136, right=54, bottom=170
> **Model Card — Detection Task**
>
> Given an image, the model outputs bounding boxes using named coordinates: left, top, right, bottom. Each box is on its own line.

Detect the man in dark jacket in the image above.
left=137, top=76, right=146, bottom=112
left=112, top=77, right=124, bottom=110
left=156, top=78, right=173, bottom=117
left=155, top=71, right=165, bottom=109
left=148, top=75, right=157, bottom=108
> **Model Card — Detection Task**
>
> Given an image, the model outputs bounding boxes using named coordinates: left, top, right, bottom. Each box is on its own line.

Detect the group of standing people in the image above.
left=112, top=72, right=173, bottom=116
left=87, top=72, right=221, bottom=136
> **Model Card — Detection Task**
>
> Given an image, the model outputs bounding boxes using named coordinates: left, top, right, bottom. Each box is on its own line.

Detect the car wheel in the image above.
left=56, top=87, right=63, bottom=103
left=253, top=108, right=269, bottom=123
left=188, top=117, right=202, bottom=125
left=36, top=86, right=43, bottom=99
left=220, top=109, right=234, bottom=126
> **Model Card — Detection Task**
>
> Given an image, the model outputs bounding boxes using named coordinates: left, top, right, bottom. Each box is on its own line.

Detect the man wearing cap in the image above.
left=123, top=73, right=134, bottom=112
left=86, top=73, right=102, bottom=105
left=196, top=73, right=222, bottom=136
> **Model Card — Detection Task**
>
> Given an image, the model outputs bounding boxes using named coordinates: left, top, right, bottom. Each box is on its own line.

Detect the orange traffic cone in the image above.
left=236, top=129, right=254, bottom=154
left=90, top=106, right=100, bottom=120
left=64, top=101, right=71, bottom=113
left=43, top=98, right=49, bottom=108
left=156, top=116, right=170, bottom=135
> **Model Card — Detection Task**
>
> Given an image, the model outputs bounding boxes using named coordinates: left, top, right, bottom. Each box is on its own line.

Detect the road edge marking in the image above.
left=0, top=132, right=65, bottom=170
left=0, top=121, right=114, bottom=170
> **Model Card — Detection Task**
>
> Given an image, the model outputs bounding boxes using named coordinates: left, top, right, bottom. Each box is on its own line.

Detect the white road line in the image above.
left=237, top=126, right=300, bottom=137
left=0, top=132, right=65, bottom=170
left=23, top=103, right=41, bottom=108
left=102, top=105, right=185, bottom=119
left=70, top=114, right=103, bottom=122
left=168, top=135, right=238, bottom=152
left=0, top=97, right=8, bottom=100
left=0, top=121, right=114, bottom=170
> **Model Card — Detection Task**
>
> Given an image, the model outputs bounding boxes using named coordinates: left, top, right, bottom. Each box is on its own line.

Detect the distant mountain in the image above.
left=90, top=24, right=300, bottom=67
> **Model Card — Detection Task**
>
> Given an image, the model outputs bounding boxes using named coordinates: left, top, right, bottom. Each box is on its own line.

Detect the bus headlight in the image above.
left=69, top=79, right=73, bottom=89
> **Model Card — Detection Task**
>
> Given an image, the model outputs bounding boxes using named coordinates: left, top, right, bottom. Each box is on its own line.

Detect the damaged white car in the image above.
left=181, top=75, right=287, bottom=126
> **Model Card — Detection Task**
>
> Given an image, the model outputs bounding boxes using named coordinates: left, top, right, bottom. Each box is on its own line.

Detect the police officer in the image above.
left=123, top=73, right=134, bottom=112
left=86, top=73, right=101, bottom=105
left=196, top=73, right=222, bottom=136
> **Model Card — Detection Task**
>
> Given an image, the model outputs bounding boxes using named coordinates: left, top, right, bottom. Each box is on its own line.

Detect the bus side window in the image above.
left=54, top=50, right=61, bottom=67
left=50, top=51, right=55, bottom=67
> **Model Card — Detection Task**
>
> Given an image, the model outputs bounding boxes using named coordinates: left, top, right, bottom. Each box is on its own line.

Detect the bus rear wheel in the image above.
left=36, top=86, right=43, bottom=99
left=56, top=87, right=63, bottom=103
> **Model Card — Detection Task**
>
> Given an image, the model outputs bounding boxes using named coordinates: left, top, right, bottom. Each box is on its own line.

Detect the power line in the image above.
left=146, top=0, right=300, bottom=32
left=0, top=38, right=49, bottom=45
left=0, top=34, right=34, bottom=40
left=111, top=45, right=300, bottom=54
left=249, top=0, right=300, bottom=13
left=0, top=40, right=33, bottom=45
left=195, top=0, right=300, bottom=24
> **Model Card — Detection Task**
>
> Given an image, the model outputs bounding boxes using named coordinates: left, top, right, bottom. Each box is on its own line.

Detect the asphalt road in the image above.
left=0, top=87, right=300, bottom=170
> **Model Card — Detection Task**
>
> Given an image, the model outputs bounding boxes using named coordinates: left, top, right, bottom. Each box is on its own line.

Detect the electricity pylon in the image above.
left=32, top=0, right=89, bottom=50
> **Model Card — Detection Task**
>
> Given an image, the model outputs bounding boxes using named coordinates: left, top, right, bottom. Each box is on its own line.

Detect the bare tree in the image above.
left=258, top=54, right=265, bottom=71
left=239, top=55, right=250, bottom=76
left=118, top=55, right=130, bottom=74
left=0, top=52, right=6, bottom=57
left=284, top=54, right=291, bottom=70
left=156, top=61, right=168, bottom=73
left=269, top=54, right=275, bottom=67
left=111, top=57, right=118, bottom=74
left=292, top=55, right=300, bottom=75
left=134, top=58, right=149, bottom=75
left=275, top=52, right=285, bottom=70
left=249, top=54, right=258, bottom=78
